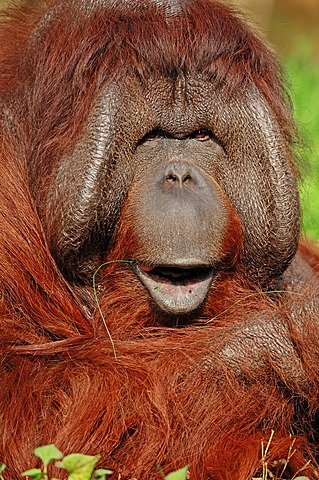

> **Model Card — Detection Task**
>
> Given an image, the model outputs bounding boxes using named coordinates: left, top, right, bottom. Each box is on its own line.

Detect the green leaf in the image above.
left=93, top=468, right=113, bottom=479
left=56, top=453, right=101, bottom=480
left=21, top=468, right=45, bottom=479
left=34, top=445, right=63, bottom=467
left=165, top=465, right=189, bottom=480
left=0, top=464, right=6, bottom=475
left=294, top=477, right=310, bottom=480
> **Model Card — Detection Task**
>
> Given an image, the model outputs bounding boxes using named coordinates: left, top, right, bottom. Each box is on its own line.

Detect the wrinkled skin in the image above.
left=1, top=0, right=319, bottom=479
left=42, top=75, right=299, bottom=313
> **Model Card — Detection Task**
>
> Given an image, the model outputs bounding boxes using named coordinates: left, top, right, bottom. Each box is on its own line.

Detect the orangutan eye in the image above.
left=190, top=130, right=212, bottom=141
left=142, top=130, right=164, bottom=142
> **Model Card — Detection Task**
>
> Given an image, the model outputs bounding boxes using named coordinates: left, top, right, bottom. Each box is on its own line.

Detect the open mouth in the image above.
left=141, top=265, right=213, bottom=284
left=134, top=263, right=216, bottom=314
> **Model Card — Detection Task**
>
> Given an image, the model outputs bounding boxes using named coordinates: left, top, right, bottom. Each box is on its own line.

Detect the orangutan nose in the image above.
left=162, top=162, right=200, bottom=190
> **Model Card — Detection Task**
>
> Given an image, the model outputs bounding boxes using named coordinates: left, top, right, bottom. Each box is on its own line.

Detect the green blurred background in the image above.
left=1, top=0, right=319, bottom=240
left=237, top=0, right=319, bottom=242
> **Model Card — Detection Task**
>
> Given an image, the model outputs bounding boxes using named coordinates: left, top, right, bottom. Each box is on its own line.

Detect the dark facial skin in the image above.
left=126, top=136, right=232, bottom=314
left=40, top=74, right=299, bottom=315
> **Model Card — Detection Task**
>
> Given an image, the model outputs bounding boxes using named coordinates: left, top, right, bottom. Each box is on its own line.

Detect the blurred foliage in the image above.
left=285, top=42, right=319, bottom=240
left=270, top=4, right=319, bottom=241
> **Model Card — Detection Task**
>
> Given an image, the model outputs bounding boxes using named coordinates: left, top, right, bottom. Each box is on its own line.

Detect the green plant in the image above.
left=0, top=445, right=189, bottom=480
left=92, top=259, right=134, bottom=360
left=1, top=445, right=112, bottom=480
left=158, top=464, right=189, bottom=480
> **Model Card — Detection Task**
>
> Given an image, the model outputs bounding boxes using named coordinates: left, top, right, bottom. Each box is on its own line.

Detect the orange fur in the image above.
left=1, top=1, right=319, bottom=479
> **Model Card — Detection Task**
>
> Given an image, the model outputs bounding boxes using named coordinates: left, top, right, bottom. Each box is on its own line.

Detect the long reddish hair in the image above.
left=0, top=1, right=318, bottom=479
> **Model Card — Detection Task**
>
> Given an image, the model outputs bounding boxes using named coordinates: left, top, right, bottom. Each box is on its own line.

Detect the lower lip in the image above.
left=133, top=264, right=216, bottom=314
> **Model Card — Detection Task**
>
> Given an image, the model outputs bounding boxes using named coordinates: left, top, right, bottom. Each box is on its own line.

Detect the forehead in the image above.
left=108, top=73, right=230, bottom=135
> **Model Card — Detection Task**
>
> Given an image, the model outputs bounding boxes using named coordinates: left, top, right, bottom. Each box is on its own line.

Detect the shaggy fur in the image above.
left=1, top=1, right=319, bottom=479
